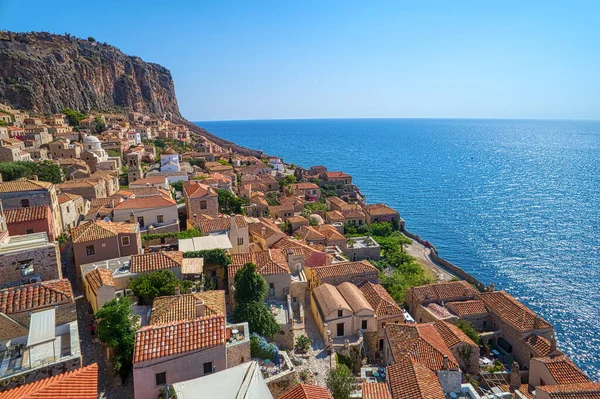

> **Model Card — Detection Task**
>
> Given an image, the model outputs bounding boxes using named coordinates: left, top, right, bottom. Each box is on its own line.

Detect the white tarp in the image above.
left=179, top=234, right=232, bottom=252
left=27, top=308, right=55, bottom=347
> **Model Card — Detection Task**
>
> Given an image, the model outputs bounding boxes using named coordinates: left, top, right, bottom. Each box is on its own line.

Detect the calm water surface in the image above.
left=197, top=118, right=600, bottom=379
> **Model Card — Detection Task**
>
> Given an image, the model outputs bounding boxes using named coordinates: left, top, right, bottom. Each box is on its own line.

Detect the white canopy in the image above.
left=179, top=234, right=232, bottom=252
left=27, top=308, right=55, bottom=347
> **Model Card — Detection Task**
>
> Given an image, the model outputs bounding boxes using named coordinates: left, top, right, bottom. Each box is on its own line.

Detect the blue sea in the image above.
left=196, top=118, right=600, bottom=379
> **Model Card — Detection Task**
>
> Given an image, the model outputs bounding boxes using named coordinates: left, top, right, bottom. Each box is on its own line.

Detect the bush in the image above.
left=183, top=248, right=231, bottom=267
left=129, top=270, right=192, bottom=305
left=295, top=335, right=311, bottom=353
left=326, top=364, right=355, bottom=399
left=250, top=333, right=279, bottom=360
left=216, top=188, right=246, bottom=214
left=457, top=320, right=483, bottom=346
left=96, top=297, right=139, bottom=374
left=88, top=36, right=96, bottom=42
left=370, top=221, right=393, bottom=237
left=234, top=301, right=280, bottom=338
left=62, top=108, right=86, bottom=127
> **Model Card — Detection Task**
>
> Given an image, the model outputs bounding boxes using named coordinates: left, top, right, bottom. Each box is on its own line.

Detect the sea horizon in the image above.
left=194, top=116, right=600, bottom=123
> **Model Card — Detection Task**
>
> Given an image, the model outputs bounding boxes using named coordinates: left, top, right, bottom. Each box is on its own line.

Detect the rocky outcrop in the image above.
left=0, top=31, right=180, bottom=117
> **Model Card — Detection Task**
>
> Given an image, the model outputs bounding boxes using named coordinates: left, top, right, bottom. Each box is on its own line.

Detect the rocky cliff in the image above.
left=0, top=31, right=180, bottom=117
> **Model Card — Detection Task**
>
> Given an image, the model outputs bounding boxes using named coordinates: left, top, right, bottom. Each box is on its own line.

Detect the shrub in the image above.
left=129, top=270, right=192, bottom=305
left=370, top=221, right=393, bottom=237
left=295, top=335, right=312, bottom=353
left=183, top=248, right=231, bottom=267
left=326, top=364, right=355, bottom=399
left=88, top=36, right=96, bottom=42
left=457, top=320, right=483, bottom=346
left=250, top=333, right=279, bottom=360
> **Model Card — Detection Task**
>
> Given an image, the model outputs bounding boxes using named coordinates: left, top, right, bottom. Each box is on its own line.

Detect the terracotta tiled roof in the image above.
left=113, top=194, right=176, bottom=210
left=0, top=179, right=52, bottom=193
left=0, top=279, right=73, bottom=314
left=478, top=290, right=552, bottom=333
left=292, top=182, right=320, bottom=190
left=229, top=249, right=290, bottom=277
left=287, top=215, right=309, bottom=224
left=326, top=210, right=345, bottom=222
left=183, top=181, right=217, bottom=198
left=312, top=283, right=352, bottom=318
left=523, top=334, right=551, bottom=356
left=273, top=238, right=328, bottom=263
left=337, top=282, right=374, bottom=313
left=433, top=320, right=477, bottom=348
left=315, top=225, right=345, bottom=242
left=358, top=281, right=403, bottom=318
left=327, top=171, right=350, bottom=179
left=72, top=221, right=137, bottom=243
left=0, top=363, right=98, bottom=399
left=248, top=219, right=285, bottom=239
left=130, top=251, right=184, bottom=273
left=387, top=357, right=445, bottom=399
left=198, top=215, right=247, bottom=234
left=445, top=299, right=488, bottom=317
left=129, top=176, right=167, bottom=185
left=498, top=384, right=533, bottom=399
left=341, top=208, right=365, bottom=219
left=409, top=281, right=478, bottom=303
left=533, top=355, right=590, bottom=385
left=361, top=382, right=392, bottom=399
left=536, top=382, right=600, bottom=399
left=277, top=384, right=333, bottom=399
left=297, top=225, right=326, bottom=241
left=384, top=323, right=459, bottom=371
left=4, top=205, right=50, bottom=224
left=312, top=260, right=378, bottom=281
left=85, top=268, right=115, bottom=294
left=367, top=203, right=399, bottom=217
left=133, top=314, right=226, bottom=363
left=149, top=291, right=226, bottom=325
left=57, top=192, right=82, bottom=204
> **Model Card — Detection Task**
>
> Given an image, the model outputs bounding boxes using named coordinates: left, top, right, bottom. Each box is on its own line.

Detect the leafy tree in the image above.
left=370, top=221, right=393, bottom=237
left=265, top=192, right=279, bottom=206
left=88, top=36, right=96, bottom=42
left=282, top=220, right=293, bottom=235
left=326, top=364, right=355, bottom=399
left=279, top=174, right=296, bottom=188
left=95, top=297, right=139, bottom=374
left=233, top=263, right=266, bottom=303
left=129, top=270, right=192, bottom=305
left=94, top=116, right=107, bottom=133
left=0, top=161, right=64, bottom=183
left=62, top=108, right=86, bottom=127
left=216, top=188, right=246, bottom=214
left=0, top=120, right=7, bottom=127
left=170, top=180, right=184, bottom=193
left=309, top=216, right=319, bottom=227
left=216, top=159, right=231, bottom=166
left=380, top=260, right=434, bottom=304
left=233, top=301, right=280, bottom=338
left=456, top=320, right=483, bottom=346
left=183, top=248, right=231, bottom=267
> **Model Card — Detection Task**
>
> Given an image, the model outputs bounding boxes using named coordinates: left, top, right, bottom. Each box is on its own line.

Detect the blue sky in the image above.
left=1, top=1, right=599, bottom=120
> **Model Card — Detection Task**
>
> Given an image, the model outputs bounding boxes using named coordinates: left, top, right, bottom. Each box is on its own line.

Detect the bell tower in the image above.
left=126, top=152, right=142, bottom=183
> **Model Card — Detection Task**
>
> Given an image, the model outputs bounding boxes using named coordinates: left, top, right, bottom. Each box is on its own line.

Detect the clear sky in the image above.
left=1, top=1, right=599, bottom=120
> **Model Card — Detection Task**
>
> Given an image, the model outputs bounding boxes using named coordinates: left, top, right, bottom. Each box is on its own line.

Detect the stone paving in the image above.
left=292, top=298, right=336, bottom=387
left=404, top=238, right=455, bottom=282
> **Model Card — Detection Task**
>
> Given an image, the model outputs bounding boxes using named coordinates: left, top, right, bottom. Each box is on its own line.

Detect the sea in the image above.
left=196, top=118, right=600, bottom=379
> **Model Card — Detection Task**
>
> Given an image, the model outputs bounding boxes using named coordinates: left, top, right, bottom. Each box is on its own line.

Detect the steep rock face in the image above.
left=0, top=31, right=180, bottom=117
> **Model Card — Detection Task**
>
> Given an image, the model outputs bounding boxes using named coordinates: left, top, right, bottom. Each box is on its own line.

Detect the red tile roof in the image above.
left=0, top=279, right=73, bottom=314
left=445, top=300, right=488, bottom=317
left=296, top=225, right=326, bottom=241
left=523, top=334, right=552, bottom=356
left=312, top=260, right=378, bottom=281
left=149, top=291, right=226, bottom=325
left=358, top=281, right=403, bottom=318
left=292, top=182, right=320, bottom=190
left=362, top=382, right=392, bottom=399
left=248, top=219, right=286, bottom=239
left=277, top=384, right=333, bottom=399
left=366, top=203, right=399, bottom=217
left=409, top=281, right=478, bottom=303
left=84, top=268, right=115, bottom=294
left=385, top=323, right=459, bottom=371
left=326, top=171, right=350, bottom=179
left=71, top=221, right=137, bottom=243
left=229, top=249, right=290, bottom=277
left=113, top=194, right=176, bottom=210
left=533, top=355, right=590, bottom=385
left=4, top=205, right=50, bottom=224
left=197, top=215, right=247, bottom=234
left=0, top=363, right=98, bottom=399
left=130, top=251, right=184, bottom=273
left=326, top=210, right=346, bottom=222
left=183, top=181, right=217, bottom=198
left=536, top=382, right=600, bottom=399
left=0, top=180, right=52, bottom=193
left=133, top=314, right=226, bottom=363
left=433, top=320, right=477, bottom=348
left=478, top=290, right=552, bottom=333
left=387, top=357, right=445, bottom=399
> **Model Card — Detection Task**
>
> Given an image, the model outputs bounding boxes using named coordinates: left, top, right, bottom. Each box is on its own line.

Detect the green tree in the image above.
left=265, top=192, right=279, bottom=206
left=233, top=263, right=267, bottom=303
left=370, top=221, right=393, bottom=237
left=88, top=36, right=96, bottom=42
left=279, top=174, right=296, bottom=188
left=94, top=116, right=107, bottom=133
left=456, top=320, right=483, bottom=346
left=0, top=120, right=7, bottom=127
left=233, top=301, right=280, bottom=338
left=326, top=364, right=355, bottom=399
left=216, top=188, right=246, bottom=214
left=95, top=297, right=139, bottom=374
left=0, top=161, right=64, bottom=183
left=62, top=108, right=86, bottom=127
left=129, top=270, right=192, bottom=305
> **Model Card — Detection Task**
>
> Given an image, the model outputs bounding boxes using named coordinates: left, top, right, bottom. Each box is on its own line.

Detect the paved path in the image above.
left=404, top=238, right=455, bottom=282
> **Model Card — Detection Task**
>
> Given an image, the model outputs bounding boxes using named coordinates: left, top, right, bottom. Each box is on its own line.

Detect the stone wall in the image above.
left=363, top=331, right=379, bottom=363
left=226, top=341, right=251, bottom=368
left=266, top=351, right=297, bottom=398
left=0, top=242, right=61, bottom=286
left=274, top=322, right=294, bottom=350
left=10, top=302, right=77, bottom=328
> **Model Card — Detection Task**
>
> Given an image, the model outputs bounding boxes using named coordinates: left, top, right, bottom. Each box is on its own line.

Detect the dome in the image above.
left=309, top=214, right=324, bottom=225
left=84, top=135, right=101, bottom=143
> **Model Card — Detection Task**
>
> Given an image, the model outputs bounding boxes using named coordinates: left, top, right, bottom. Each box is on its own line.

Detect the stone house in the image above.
left=296, top=225, right=326, bottom=246
left=385, top=357, right=446, bottom=399
left=343, top=236, right=381, bottom=261
left=0, top=231, right=61, bottom=286
left=0, top=180, right=63, bottom=236
left=133, top=315, right=227, bottom=399
left=0, top=279, right=76, bottom=341
left=405, top=281, right=479, bottom=323
left=57, top=180, right=106, bottom=200
left=71, top=221, right=141, bottom=274
left=129, top=175, right=170, bottom=190
left=306, top=260, right=379, bottom=289
left=444, top=299, right=490, bottom=330
left=57, top=192, right=87, bottom=231
left=291, top=182, right=321, bottom=201
left=48, top=139, right=82, bottom=159
left=4, top=205, right=57, bottom=242
left=272, top=238, right=331, bottom=270
left=278, top=384, right=332, bottom=399
left=248, top=219, right=288, bottom=250
left=58, top=158, right=91, bottom=179
left=315, top=224, right=347, bottom=248
left=112, top=193, right=179, bottom=234
left=310, top=282, right=377, bottom=343
left=433, top=320, right=480, bottom=374
left=0, top=144, right=31, bottom=162
left=228, top=249, right=291, bottom=300
left=269, top=204, right=294, bottom=222
left=529, top=355, right=590, bottom=388
left=83, top=268, right=116, bottom=313
left=287, top=216, right=309, bottom=233
left=366, top=203, right=405, bottom=229
left=192, top=215, right=249, bottom=254
left=536, top=383, right=600, bottom=399
left=183, top=181, right=219, bottom=221
left=323, top=171, right=352, bottom=185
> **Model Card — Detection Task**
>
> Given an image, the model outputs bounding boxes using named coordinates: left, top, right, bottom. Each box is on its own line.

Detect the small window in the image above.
left=155, top=372, right=166, bottom=386
left=26, top=228, right=34, bottom=234
left=200, top=200, right=207, bottom=210
left=483, top=321, right=487, bottom=329
left=66, top=206, right=70, bottom=213
left=203, top=361, right=213, bottom=375
left=361, top=320, right=368, bottom=330
left=269, top=282, right=274, bottom=289
left=21, top=199, right=30, bottom=208
left=121, top=236, right=130, bottom=246
left=86, top=245, right=95, bottom=256
left=20, top=260, right=34, bottom=276
left=237, top=238, right=244, bottom=245
left=338, top=310, right=343, bottom=318
left=157, top=215, right=164, bottom=223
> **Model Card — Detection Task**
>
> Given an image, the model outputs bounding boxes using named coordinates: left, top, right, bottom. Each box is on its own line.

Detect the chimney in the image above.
left=489, top=282, right=494, bottom=292
left=549, top=336, right=561, bottom=357
left=442, top=355, right=449, bottom=370
left=196, top=300, right=206, bottom=317
left=533, top=315, right=542, bottom=329
left=261, top=226, right=266, bottom=237
left=509, top=362, right=521, bottom=391
left=174, top=286, right=181, bottom=296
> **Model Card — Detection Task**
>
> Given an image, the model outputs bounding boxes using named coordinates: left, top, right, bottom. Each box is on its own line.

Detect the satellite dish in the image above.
left=103, top=217, right=111, bottom=222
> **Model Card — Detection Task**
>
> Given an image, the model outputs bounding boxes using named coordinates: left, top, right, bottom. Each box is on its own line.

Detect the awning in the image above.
left=179, top=234, right=233, bottom=252
left=27, top=308, right=55, bottom=347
